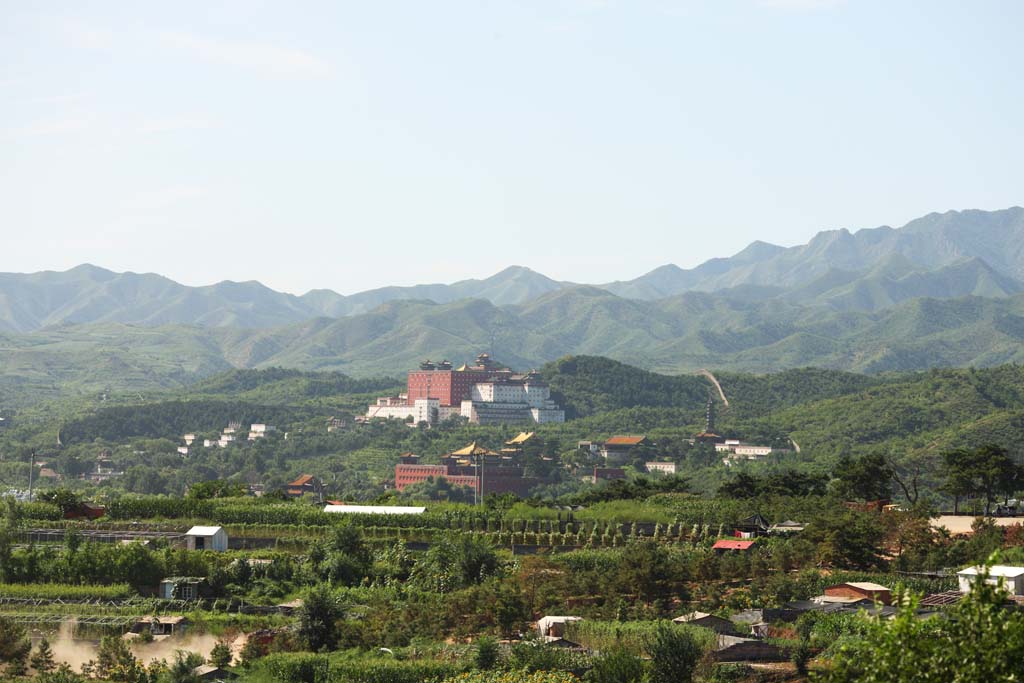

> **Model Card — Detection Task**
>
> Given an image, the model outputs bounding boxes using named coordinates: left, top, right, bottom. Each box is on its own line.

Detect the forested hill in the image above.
left=14, top=358, right=1024, bottom=469
left=9, top=289, right=1024, bottom=408
left=541, top=356, right=890, bottom=419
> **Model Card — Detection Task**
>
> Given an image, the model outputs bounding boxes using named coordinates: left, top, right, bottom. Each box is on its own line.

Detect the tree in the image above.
left=37, top=663, right=87, bottom=683
left=473, top=636, right=500, bottom=670
left=815, top=565, right=1024, bottom=681
left=411, top=533, right=499, bottom=593
left=942, top=445, right=1022, bottom=515
left=37, top=489, right=81, bottom=516
left=802, top=509, right=885, bottom=570
left=209, top=642, right=232, bottom=669
left=0, top=616, right=30, bottom=677
left=29, top=638, right=56, bottom=674
left=645, top=623, right=704, bottom=683
left=585, top=647, right=647, bottom=683
left=89, top=636, right=146, bottom=683
left=297, top=585, right=343, bottom=652
left=833, top=453, right=893, bottom=501
left=164, top=650, right=204, bottom=683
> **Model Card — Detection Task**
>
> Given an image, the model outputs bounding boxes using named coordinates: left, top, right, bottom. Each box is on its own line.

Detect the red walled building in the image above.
left=394, top=453, right=539, bottom=496
left=405, top=354, right=504, bottom=406
left=406, top=369, right=492, bottom=406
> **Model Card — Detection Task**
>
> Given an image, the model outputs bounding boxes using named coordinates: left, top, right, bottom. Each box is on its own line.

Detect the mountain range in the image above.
left=3, top=206, right=1024, bottom=406
left=3, top=207, right=1023, bottom=334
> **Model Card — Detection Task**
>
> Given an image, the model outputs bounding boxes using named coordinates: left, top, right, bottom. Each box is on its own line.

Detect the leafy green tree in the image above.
left=297, top=585, right=344, bottom=652
left=239, top=637, right=264, bottom=667
left=411, top=533, right=499, bottom=593
left=814, top=566, right=1024, bottom=682
left=802, top=509, right=885, bottom=570
left=162, top=650, right=204, bottom=683
left=645, top=623, right=704, bottom=683
left=585, top=647, right=647, bottom=683
left=186, top=480, right=246, bottom=500
left=37, top=489, right=81, bottom=516
left=833, top=453, right=893, bottom=501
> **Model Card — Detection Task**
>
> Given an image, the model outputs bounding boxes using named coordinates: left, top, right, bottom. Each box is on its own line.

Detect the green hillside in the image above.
left=8, top=289, right=1024, bottom=408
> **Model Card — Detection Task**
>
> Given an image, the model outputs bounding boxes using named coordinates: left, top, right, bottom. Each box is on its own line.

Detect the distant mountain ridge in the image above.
left=9, top=284, right=1024, bottom=408
left=2, top=207, right=1023, bottom=332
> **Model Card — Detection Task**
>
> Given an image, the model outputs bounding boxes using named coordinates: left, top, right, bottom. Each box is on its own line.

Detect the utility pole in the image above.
left=27, top=451, right=36, bottom=502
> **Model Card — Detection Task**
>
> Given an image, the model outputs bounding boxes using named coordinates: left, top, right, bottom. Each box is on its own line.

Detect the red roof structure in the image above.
left=712, top=539, right=757, bottom=551
left=288, top=474, right=316, bottom=487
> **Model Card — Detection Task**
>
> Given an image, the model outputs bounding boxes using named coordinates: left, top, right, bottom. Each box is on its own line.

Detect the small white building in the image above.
left=537, top=616, right=582, bottom=638
left=248, top=424, right=276, bottom=440
left=185, top=526, right=228, bottom=552
left=958, top=565, right=1024, bottom=595
left=646, top=461, right=677, bottom=475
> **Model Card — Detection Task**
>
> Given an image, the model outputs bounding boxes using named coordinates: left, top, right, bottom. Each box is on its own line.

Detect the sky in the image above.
left=1, top=1, right=1022, bottom=295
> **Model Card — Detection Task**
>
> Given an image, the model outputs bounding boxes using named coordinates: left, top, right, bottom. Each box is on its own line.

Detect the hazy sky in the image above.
left=2, top=1, right=1022, bottom=295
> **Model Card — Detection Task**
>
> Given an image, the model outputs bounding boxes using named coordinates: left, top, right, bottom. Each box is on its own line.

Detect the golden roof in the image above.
left=450, top=441, right=499, bottom=457
left=505, top=431, right=536, bottom=446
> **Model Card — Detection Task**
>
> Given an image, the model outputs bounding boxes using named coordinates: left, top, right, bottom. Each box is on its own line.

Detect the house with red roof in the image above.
left=712, top=539, right=757, bottom=553
left=285, top=474, right=323, bottom=499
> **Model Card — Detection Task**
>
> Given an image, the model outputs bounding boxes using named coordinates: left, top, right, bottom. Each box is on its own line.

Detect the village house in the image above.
left=958, top=565, right=1024, bottom=595
left=124, top=616, right=189, bottom=641
left=248, top=423, right=275, bottom=440
left=645, top=461, right=677, bottom=475
left=185, top=526, right=228, bottom=552
left=63, top=501, right=106, bottom=521
left=536, top=615, right=582, bottom=638
left=285, top=474, right=323, bottom=499
left=159, top=576, right=206, bottom=600
left=673, top=611, right=736, bottom=634
left=732, top=513, right=770, bottom=538
left=193, top=664, right=238, bottom=682
left=712, top=539, right=757, bottom=553
left=595, top=435, right=652, bottom=464
left=823, top=582, right=893, bottom=605
left=591, top=467, right=627, bottom=484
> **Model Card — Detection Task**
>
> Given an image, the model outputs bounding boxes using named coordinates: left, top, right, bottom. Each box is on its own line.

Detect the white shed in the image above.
left=957, top=565, right=1024, bottom=595
left=185, top=526, right=228, bottom=552
left=536, top=616, right=582, bottom=638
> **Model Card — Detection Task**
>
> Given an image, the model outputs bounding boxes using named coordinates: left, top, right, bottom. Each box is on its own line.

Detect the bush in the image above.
left=474, top=636, right=500, bottom=671
left=584, top=647, right=646, bottom=683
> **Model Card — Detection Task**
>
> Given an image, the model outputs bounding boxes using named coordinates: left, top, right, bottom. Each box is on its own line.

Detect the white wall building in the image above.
left=185, top=526, right=228, bottom=552
left=958, top=565, right=1024, bottom=595
left=368, top=377, right=564, bottom=425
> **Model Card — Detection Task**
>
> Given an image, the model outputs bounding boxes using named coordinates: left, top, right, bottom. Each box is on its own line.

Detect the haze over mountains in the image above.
left=3, top=206, right=1024, bottom=405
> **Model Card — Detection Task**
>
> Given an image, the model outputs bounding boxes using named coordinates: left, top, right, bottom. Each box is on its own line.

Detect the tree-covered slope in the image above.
left=8, top=288, right=1024, bottom=407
